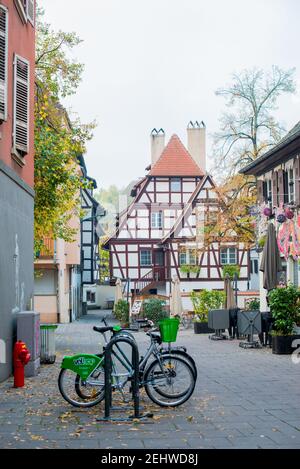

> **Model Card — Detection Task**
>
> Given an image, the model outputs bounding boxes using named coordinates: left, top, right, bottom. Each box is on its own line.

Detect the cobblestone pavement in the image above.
left=1, top=310, right=300, bottom=449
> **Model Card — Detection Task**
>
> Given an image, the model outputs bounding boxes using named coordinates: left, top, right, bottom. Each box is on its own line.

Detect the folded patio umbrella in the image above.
left=170, top=275, right=183, bottom=317
left=114, top=278, right=123, bottom=308
left=224, top=273, right=236, bottom=308
left=260, top=223, right=283, bottom=291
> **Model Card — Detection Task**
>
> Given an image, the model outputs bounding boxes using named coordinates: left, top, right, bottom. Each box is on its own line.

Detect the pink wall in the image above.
left=0, top=0, right=35, bottom=188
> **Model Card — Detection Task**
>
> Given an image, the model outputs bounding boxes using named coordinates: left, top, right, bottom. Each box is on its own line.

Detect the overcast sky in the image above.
left=40, top=0, right=300, bottom=189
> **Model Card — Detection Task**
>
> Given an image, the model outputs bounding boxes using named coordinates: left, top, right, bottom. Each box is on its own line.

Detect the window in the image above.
left=179, top=249, right=197, bottom=265
left=151, top=212, right=162, bottom=229
left=13, top=55, right=30, bottom=155
left=267, top=179, right=272, bottom=206
left=140, top=250, right=152, bottom=266
left=0, top=6, right=8, bottom=122
left=86, top=291, right=96, bottom=303
left=251, top=259, right=258, bottom=275
left=26, top=0, right=35, bottom=26
left=220, top=247, right=237, bottom=265
left=170, top=177, right=181, bottom=192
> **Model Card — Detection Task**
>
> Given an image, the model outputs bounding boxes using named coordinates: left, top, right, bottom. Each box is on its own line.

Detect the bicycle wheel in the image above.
left=58, top=368, right=105, bottom=408
left=161, top=350, right=197, bottom=380
left=144, top=355, right=195, bottom=407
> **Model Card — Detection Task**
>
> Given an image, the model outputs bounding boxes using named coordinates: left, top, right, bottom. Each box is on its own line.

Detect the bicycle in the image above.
left=58, top=320, right=196, bottom=408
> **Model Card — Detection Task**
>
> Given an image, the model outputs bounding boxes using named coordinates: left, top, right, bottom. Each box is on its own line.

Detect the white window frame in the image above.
left=14, top=0, right=27, bottom=24
left=220, top=247, right=237, bottom=265
left=179, top=249, right=197, bottom=265
left=26, top=0, right=35, bottom=27
left=140, top=250, right=152, bottom=266
left=267, top=179, right=272, bottom=207
left=151, top=211, right=162, bottom=229
left=13, top=54, right=30, bottom=156
left=0, top=5, right=8, bottom=122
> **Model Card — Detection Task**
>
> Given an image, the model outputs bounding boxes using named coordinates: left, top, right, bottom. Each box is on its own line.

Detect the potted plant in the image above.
left=114, top=299, right=130, bottom=327
left=268, top=284, right=300, bottom=354
left=191, top=290, right=225, bottom=334
left=143, top=298, right=167, bottom=326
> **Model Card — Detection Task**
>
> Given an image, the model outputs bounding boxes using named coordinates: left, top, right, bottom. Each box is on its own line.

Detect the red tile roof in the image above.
left=150, top=134, right=204, bottom=176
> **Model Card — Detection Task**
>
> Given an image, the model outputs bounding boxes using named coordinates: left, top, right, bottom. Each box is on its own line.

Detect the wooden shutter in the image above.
left=13, top=55, right=30, bottom=154
left=278, top=169, right=285, bottom=205
left=272, top=171, right=278, bottom=207
left=294, top=156, right=300, bottom=207
left=0, top=6, right=8, bottom=121
left=26, top=0, right=35, bottom=26
left=257, top=180, right=264, bottom=203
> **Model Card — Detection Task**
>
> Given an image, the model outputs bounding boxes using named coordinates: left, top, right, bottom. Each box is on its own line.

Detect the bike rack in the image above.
left=97, top=335, right=153, bottom=422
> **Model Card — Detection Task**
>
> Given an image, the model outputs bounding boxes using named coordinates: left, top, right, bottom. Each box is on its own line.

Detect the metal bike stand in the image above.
left=97, top=335, right=153, bottom=423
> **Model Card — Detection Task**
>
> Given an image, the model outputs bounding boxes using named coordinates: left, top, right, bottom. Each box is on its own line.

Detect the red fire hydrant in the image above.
left=13, top=341, right=31, bottom=388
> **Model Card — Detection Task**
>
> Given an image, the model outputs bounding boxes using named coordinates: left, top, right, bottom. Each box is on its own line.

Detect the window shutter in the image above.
left=257, top=180, right=264, bottom=203
left=26, top=0, right=35, bottom=26
left=13, top=55, right=30, bottom=154
left=272, top=171, right=278, bottom=207
left=277, top=169, right=285, bottom=205
left=294, top=156, right=300, bottom=207
left=0, top=6, right=8, bottom=121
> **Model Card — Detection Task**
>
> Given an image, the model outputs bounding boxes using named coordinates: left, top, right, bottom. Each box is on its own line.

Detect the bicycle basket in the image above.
left=159, top=318, right=180, bottom=343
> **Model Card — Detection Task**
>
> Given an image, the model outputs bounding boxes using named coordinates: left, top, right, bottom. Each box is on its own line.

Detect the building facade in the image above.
left=106, top=123, right=251, bottom=306
left=241, top=121, right=300, bottom=309
left=0, top=0, right=35, bottom=382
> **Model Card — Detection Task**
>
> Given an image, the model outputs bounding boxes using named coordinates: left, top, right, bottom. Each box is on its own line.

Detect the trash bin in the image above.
left=40, top=324, right=58, bottom=364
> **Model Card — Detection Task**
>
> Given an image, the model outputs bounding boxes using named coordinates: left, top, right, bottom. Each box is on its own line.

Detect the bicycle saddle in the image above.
left=93, top=326, right=114, bottom=334
left=146, top=331, right=162, bottom=344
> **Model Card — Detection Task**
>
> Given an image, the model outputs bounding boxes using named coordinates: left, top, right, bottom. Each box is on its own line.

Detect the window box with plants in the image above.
left=191, top=290, right=225, bottom=334
left=221, top=264, right=240, bottom=280
left=180, top=265, right=201, bottom=277
left=268, top=284, right=300, bottom=355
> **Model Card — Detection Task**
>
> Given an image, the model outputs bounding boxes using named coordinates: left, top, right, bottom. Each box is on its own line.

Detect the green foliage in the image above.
left=180, top=265, right=201, bottom=275
left=258, top=236, right=266, bottom=248
left=191, top=290, right=225, bottom=323
left=98, top=238, right=110, bottom=283
left=222, top=265, right=240, bottom=280
left=268, top=284, right=300, bottom=336
left=143, top=299, right=167, bottom=326
left=114, top=300, right=130, bottom=325
left=34, top=9, right=96, bottom=251
left=246, top=298, right=260, bottom=311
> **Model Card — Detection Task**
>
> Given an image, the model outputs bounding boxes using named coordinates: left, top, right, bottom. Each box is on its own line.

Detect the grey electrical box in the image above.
left=17, top=311, right=40, bottom=377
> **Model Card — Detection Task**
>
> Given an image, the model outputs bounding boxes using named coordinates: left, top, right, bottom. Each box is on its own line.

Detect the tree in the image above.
left=34, top=9, right=95, bottom=252
left=211, top=66, right=296, bottom=244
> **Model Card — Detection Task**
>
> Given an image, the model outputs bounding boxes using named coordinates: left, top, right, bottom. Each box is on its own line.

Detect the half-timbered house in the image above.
left=105, top=122, right=251, bottom=305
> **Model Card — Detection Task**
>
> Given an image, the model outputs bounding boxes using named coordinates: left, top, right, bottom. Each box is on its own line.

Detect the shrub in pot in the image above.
left=222, top=264, right=240, bottom=280
left=143, top=298, right=167, bottom=326
left=114, top=299, right=130, bottom=327
left=268, top=284, right=300, bottom=354
left=191, top=290, right=225, bottom=334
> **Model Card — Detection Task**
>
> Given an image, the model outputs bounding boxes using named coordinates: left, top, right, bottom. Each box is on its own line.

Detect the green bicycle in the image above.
left=58, top=322, right=196, bottom=408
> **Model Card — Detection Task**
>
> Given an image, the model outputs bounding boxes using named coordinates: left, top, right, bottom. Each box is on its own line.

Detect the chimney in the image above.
left=151, top=128, right=165, bottom=166
left=187, top=121, right=206, bottom=172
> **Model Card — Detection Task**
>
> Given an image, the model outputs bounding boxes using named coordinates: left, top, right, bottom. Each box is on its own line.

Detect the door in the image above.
left=153, top=250, right=165, bottom=281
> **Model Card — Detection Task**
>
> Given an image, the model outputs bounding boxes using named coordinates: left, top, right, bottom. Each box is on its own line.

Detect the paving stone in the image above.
left=1, top=309, right=300, bottom=449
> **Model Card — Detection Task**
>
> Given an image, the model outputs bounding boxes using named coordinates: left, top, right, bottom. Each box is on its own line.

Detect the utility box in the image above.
left=17, top=311, right=40, bottom=377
